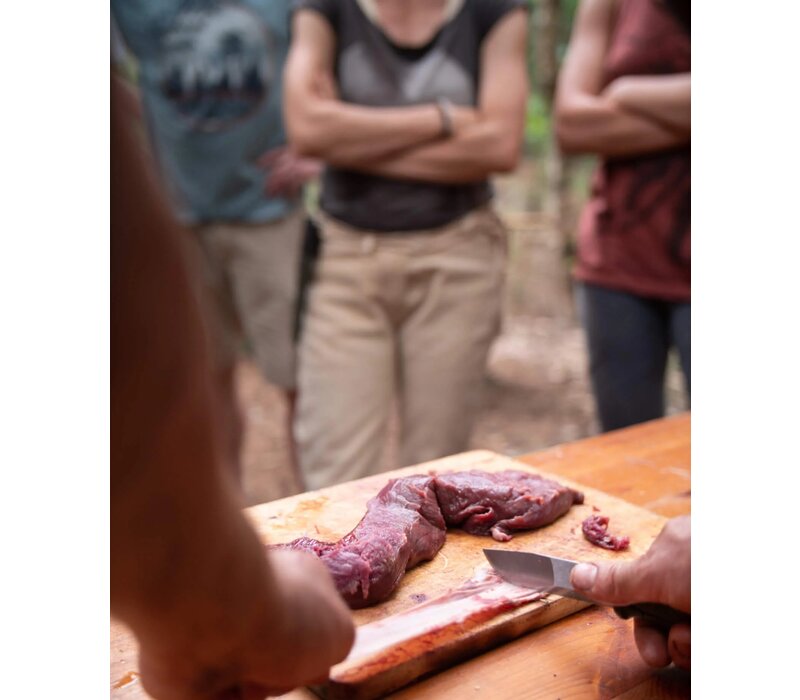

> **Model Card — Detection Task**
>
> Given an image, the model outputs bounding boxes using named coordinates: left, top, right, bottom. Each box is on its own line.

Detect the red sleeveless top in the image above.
left=574, top=0, right=690, bottom=302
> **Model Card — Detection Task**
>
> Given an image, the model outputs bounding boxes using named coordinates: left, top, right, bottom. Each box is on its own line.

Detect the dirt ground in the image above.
left=237, top=164, right=689, bottom=506
left=237, top=328, right=688, bottom=507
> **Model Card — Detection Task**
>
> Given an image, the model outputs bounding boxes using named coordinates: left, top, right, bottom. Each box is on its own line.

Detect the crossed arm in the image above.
left=283, top=8, right=529, bottom=183
left=604, top=73, right=690, bottom=134
left=554, top=0, right=690, bottom=157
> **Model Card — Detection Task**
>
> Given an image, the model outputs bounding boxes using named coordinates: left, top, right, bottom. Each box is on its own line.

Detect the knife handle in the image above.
left=613, top=603, right=690, bottom=629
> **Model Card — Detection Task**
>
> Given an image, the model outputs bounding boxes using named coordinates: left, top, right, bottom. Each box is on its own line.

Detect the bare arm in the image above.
left=111, top=78, right=353, bottom=699
left=554, top=0, right=689, bottom=157
left=604, top=73, right=690, bottom=135
left=112, top=72, right=143, bottom=120
left=355, top=8, right=530, bottom=183
left=284, top=10, right=477, bottom=165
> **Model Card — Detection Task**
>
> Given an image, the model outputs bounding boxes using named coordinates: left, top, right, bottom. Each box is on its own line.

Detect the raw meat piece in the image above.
left=435, top=470, right=584, bottom=542
left=581, top=513, right=630, bottom=551
left=273, top=470, right=584, bottom=608
left=276, top=475, right=446, bottom=608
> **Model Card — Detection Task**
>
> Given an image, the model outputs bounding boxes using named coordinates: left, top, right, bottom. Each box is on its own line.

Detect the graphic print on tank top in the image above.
left=293, top=0, right=527, bottom=231
left=339, top=0, right=473, bottom=108
left=157, top=1, right=277, bottom=132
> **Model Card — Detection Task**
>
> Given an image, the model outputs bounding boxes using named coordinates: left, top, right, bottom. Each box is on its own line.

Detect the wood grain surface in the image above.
left=110, top=413, right=691, bottom=700
left=248, top=451, right=667, bottom=698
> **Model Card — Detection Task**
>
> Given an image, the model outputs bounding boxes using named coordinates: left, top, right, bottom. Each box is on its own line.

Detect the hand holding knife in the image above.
left=483, top=549, right=690, bottom=629
left=484, top=515, right=691, bottom=670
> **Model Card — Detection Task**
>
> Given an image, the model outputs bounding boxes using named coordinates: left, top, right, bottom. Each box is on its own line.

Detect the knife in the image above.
left=483, top=549, right=690, bottom=629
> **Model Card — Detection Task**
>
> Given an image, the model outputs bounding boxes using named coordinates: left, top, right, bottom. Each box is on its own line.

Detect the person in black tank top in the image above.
left=284, top=0, right=530, bottom=488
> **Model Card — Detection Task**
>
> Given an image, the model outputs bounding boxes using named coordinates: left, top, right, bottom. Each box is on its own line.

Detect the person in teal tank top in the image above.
left=113, top=0, right=319, bottom=488
left=113, top=0, right=297, bottom=222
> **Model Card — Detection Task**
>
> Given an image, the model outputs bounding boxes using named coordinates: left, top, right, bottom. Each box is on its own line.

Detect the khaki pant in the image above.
left=194, top=208, right=304, bottom=390
left=295, top=206, right=506, bottom=490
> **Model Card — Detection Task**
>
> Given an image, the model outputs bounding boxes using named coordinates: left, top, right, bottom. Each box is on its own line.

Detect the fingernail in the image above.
left=571, top=563, right=598, bottom=590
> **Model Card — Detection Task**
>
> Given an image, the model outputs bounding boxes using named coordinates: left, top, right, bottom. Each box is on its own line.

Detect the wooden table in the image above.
left=111, top=413, right=690, bottom=699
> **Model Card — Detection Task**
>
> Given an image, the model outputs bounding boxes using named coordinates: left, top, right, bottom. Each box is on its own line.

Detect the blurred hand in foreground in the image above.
left=135, top=549, right=355, bottom=700
left=112, top=76, right=353, bottom=700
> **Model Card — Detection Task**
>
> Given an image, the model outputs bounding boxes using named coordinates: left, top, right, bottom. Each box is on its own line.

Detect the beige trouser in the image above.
left=295, top=205, right=507, bottom=490
left=194, top=208, right=305, bottom=390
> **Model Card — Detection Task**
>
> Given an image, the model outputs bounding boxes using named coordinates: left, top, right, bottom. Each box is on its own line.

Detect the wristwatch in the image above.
left=436, top=97, right=454, bottom=137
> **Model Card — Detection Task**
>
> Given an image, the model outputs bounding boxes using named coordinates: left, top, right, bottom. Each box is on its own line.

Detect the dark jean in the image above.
left=576, top=282, right=690, bottom=432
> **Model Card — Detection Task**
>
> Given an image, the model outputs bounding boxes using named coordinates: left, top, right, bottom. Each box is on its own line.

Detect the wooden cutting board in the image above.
left=246, top=450, right=668, bottom=700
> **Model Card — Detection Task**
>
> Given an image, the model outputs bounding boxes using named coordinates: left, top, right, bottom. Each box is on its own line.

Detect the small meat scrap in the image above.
left=581, top=514, right=630, bottom=551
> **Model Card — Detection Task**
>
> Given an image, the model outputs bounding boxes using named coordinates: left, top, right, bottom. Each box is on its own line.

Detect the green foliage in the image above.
left=524, top=93, right=551, bottom=153
left=561, top=0, right=580, bottom=36
left=524, top=0, right=581, bottom=150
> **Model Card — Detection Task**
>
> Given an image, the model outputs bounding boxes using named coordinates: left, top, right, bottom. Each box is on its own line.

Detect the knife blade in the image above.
left=483, top=548, right=690, bottom=629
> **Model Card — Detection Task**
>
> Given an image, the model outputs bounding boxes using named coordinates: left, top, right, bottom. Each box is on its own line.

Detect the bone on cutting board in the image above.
left=331, top=567, right=547, bottom=682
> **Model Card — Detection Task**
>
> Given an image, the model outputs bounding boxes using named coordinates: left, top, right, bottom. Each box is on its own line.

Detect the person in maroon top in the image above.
left=555, top=0, right=690, bottom=431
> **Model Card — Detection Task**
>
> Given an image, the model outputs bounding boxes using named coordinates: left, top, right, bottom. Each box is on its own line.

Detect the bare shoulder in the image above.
left=287, top=8, right=336, bottom=72
left=291, top=7, right=337, bottom=45
left=481, top=6, right=529, bottom=57
left=573, top=0, right=619, bottom=37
